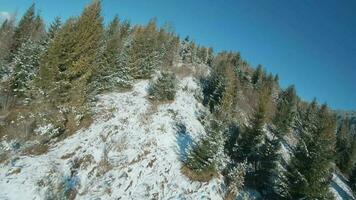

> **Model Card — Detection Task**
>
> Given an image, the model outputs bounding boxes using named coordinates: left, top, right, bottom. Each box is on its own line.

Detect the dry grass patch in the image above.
left=181, top=165, right=217, bottom=182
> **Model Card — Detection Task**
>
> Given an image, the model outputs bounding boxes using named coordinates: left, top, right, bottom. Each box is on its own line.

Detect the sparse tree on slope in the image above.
left=186, top=119, right=226, bottom=177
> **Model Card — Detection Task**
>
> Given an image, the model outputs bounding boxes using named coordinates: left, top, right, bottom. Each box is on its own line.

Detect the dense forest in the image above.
left=0, top=1, right=355, bottom=199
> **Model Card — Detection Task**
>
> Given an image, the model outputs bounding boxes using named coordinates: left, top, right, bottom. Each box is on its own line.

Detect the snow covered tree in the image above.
left=185, top=119, right=226, bottom=178
left=285, top=101, right=336, bottom=200
left=92, top=15, right=127, bottom=91
left=148, top=72, right=177, bottom=101
left=10, top=39, right=45, bottom=99
left=201, top=65, right=226, bottom=112
left=180, top=36, right=193, bottom=63
left=213, top=52, right=241, bottom=121
left=234, top=91, right=267, bottom=167
left=128, top=19, right=161, bottom=79
left=273, top=85, right=297, bottom=138
left=225, top=161, right=247, bottom=200
left=256, top=137, right=281, bottom=198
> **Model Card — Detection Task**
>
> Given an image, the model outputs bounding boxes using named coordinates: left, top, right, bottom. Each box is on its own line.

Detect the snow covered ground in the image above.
left=0, top=77, right=225, bottom=199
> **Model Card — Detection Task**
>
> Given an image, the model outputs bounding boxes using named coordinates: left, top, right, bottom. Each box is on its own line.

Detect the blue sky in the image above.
left=1, top=0, right=355, bottom=110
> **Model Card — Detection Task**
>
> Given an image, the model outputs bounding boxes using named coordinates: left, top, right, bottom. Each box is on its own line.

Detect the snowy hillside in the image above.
left=0, top=77, right=226, bottom=199
left=0, top=73, right=354, bottom=200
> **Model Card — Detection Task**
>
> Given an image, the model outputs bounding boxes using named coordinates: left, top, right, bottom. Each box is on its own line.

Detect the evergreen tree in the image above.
left=36, top=1, right=104, bottom=133
left=225, top=161, right=247, bottom=200
left=11, top=39, right=45, bottom=99
left=201, top=62, right=226, bottom=112
left=0, top=18, right=15, bottom=62
left=104, top=15, right=121, bottom=68
left=180, top=36, right=193, bottom=63
left=252, top=64, right=263, bottom=85
left=186, top=119, right=226, bottom=175
left=11, top=3, right=45, bottom=54
left=256, top=137, right=281, bottom=198
left=47, top=17, right=62, bottom=42
left=273, top=85, right=297, bottom=138
left=128, top=19, right=160, bottom=79
left=335, top=116, right=356, bottom=174
left=148, top=72, right=177, bottom=101
left=234, top=91, right=268, bottom=175
left=285, top=102, right=336, bottom=199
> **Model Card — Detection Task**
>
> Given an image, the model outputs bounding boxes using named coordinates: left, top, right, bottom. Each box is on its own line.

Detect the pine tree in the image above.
left=201, top=63, right=226, bottom=112
left=273, top=85, right=297, bottom=138
left=186, top=119, right=226, bottom=176
left=225, top=161, right=247, bottom=200
left=148, top=72, right=177, bottom=101
left=0, top=18, right=15, bottom=62
left=252, top=64, right=263, bottom=85
left=11, top=3, right=45, bottom=54
left=285, top=102, right=336, bottom=199
left=104, top=15, right=121, bottom=68
left=11, top=39, right=45, bottom=99
left=180, top=36, right=193, bottom=63
left=235, top=91, right=268, bottom=174
left=47, top=17, right=62, bottom=42
left=256, top=137, right=281, bottom=197
left=36, top=1, right=104, bottom=133
left=335, top=116, right=356, bottom=174
left=128, top=19, right=160, bottom=79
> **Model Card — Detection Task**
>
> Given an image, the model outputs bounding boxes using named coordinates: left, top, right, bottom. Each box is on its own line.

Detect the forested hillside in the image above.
left=0, top=1, right=355, bottom=199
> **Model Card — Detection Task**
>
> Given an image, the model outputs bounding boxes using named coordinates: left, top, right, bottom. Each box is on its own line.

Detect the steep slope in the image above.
left=0, top=72, right=354, bottom=200
left=0, top=76, right=225, bottom=199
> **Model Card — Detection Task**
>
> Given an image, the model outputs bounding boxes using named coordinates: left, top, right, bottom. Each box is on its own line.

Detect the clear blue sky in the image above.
left=1, top=0, right=355, bottom=110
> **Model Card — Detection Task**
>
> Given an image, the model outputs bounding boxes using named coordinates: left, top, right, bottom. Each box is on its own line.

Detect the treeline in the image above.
left=0, top=1, right=210, bottom=139
left=183, top=49, right=339, bottom=199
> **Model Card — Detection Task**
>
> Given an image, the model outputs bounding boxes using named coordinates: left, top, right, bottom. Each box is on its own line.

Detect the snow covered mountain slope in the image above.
left=0, top=77, right=225, bottom=200
left=0, top=75, right=354, bottom=200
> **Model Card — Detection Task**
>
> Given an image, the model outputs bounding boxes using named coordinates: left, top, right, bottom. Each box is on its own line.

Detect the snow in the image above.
left=331, top=173, right=355, bottom=200
left=0, top=77, right=225, bottom=199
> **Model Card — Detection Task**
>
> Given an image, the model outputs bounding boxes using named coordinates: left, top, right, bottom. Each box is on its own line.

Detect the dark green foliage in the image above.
left=273, top=85, right=297, bottom=138
left=186, top=119, right=225, bottom=173
left=233, top=92, right=268, bottom=170
left=201, top=66, right=226, bottom=112
left=200, top=51, right=244, bottom=126
left=252, top=64, right=263, bottom=85
left=148, top=72, right=177, bottom=101
left=256, top=138, right=281, bottom=197
left=285, top=102, right=336, bottom=199
left=336, top=116, right=356, bottom=174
